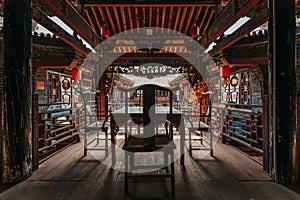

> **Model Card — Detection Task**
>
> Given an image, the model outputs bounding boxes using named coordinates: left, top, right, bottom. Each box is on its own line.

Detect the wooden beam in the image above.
left=135, top=7, right=140, bottom=33
left=149, top=6, right=153, bottom=27
left=91, top=6, right=101, bottom=33
left=184, top=7, right=195, bottom=34
left=178, top=7, right=188, bottom=33
left=36, top=0, right=100, bottom=47
left=33, top=7, right=92, bottom=58
left=167, top=6, right=174, bottom=35
left=120, top=6, right=128, bottom=31
left=161, top=6, right=167, bottom=33
left=173, top=7, right=181, bottom=32
left=201, top=8, right=214, bottom=36
left=156, top=6, right=160, bottom=30
left=210, top=6, right=268, bottom=56
left=32, top=58, right=76, bottom=67
left=202, top=0, right=261, bottom=48
left=198, top=6, right=208, bottom=34
left=127, top=6, right=134, bottom=31
left=225, top=57, right=267, bottom=65
left=113, top=6, right=122, bottom=33
left=98, top=6, right=108, bottom=28
left=194, top=7, right=202, bottom=25
left=82, top=0, right=216, bottom=6
left=38, top=65, right=71, bottom=69
left=84, top=9, right=96, bottom=32
left=105, top=6, right=117, bottom=35
left=143, top=6, right=146, bottom=27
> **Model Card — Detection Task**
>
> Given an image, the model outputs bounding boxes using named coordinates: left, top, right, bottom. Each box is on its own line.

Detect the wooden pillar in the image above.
left=3, top=0, right=32, bottom=182
left=269, top=0, right=296, bottom=183
left=32, top=94, right=39, bottom=171
left=262, top=95, right=269, bottom=172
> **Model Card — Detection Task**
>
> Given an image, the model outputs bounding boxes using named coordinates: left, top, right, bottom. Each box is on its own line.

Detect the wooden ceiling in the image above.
left=80, top=1, right=223, bottom=37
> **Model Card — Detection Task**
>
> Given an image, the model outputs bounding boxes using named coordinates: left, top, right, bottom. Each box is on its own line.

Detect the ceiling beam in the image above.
left=113, top=6, right=122, bottom=33
left=156, top=6, right=160, bottom=31
left=161, top=6, right=167, bottom=33
left=225, top=57, right=267, bottom=65
left=173, top=7, right=181, bottom=32
left=198, top=6, right=208, bottom=34
left=194, top=7, right=202, bottom=25
left=201, top=8, right=214, bottom=36
left=135, top=7, right=140, bottom=32
left=84, top=9, right=97, bottom=32
left=167, top=6, right=174, bottom=34
left=210, top=6, right=268, bottom=56
left=91, top=6, right=101, bottom=33
left=143, top=6, right=147, bottom=27
left=33, top=6, right=91, bottom=58
left=81, top=0, right=216, bottom=7
left=32, top=58, right=76, bottom=68
left=184, top=7, right=195, bottom=34
left=120, top=6, right=128, bottom=32
left=105, top=6, right=117, bottom=35
left=149, top=6, right=153, bottom=27
left=36, top=0, right=100, bottom=47
left=201, top=0, right=261, bottom=49
left=178, top=7, right=188, bottom=33
left=127, top=6, right=134, bottom=32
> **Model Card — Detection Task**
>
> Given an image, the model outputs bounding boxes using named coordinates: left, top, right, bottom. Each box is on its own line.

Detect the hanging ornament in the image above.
left=71, top=67, right=81, bottom=80
left=220, top=65, right=230, bottom=78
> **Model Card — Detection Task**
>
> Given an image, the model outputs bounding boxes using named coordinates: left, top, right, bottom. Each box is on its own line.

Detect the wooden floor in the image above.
left=0, top=136, right=300, bottom=200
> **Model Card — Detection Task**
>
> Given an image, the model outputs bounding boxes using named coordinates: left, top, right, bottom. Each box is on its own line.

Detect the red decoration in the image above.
left=71, top=67, right=81, bottom=80
left=100, top=26, right=110, bottom=38
left=220, top=65, right=230, bottom=78
left=190, top=25, right=200, bottom=38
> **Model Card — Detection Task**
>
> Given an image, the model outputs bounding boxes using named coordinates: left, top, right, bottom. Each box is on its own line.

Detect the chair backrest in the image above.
left=86, top=105, right=93, bottom=116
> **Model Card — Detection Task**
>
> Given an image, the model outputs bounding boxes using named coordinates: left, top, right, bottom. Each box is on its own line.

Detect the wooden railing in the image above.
left=33, top=97, right=80, bottom=163
left=221, top=104, right=263, bottom=154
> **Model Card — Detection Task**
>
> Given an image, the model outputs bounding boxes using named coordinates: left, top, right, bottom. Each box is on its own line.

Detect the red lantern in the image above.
left=71, top=67, right=81, bottom=80
left=190, top=25, right=200, bottom=39
left=100, top=26, right=110, bottom=38
left=220, top=65, right=230, bottom=78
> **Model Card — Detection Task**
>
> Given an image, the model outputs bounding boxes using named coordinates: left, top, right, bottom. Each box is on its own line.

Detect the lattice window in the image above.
left=48, top=72, right=61, bottom=103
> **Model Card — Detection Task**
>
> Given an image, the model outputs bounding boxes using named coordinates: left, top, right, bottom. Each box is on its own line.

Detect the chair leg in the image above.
left=171, top=152, right=175, bottom=194
left=188, top=130, right=192, bottom=157
left=105, top=134, right=108, bottom=157
left=84, top=147, right=87, bottom=157
left=125, top=151, right=129, bottom=195
left=200, top=130, right=203, bottom=145
left=96, top=130, right=99, bottom=145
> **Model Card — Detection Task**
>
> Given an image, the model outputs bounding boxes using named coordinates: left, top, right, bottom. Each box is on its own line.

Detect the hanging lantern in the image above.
left=190, top=24, right=200, bottom=39
left=100, top=25, right=110, bottom=38
left=220, top=65, right=230, bottom=78
left=71, top=67, right=81, bottom=80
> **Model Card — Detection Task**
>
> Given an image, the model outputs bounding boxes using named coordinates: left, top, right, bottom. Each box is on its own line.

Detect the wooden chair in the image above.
left=185, top=91, right=213, bottom=157
left=80, top=91, right=110, bottom=157
left=121, top=85, right=176, bottom=195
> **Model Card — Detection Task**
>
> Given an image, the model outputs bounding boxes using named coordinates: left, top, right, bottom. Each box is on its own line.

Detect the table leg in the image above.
left=180, top=116, right=185, bottom=165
